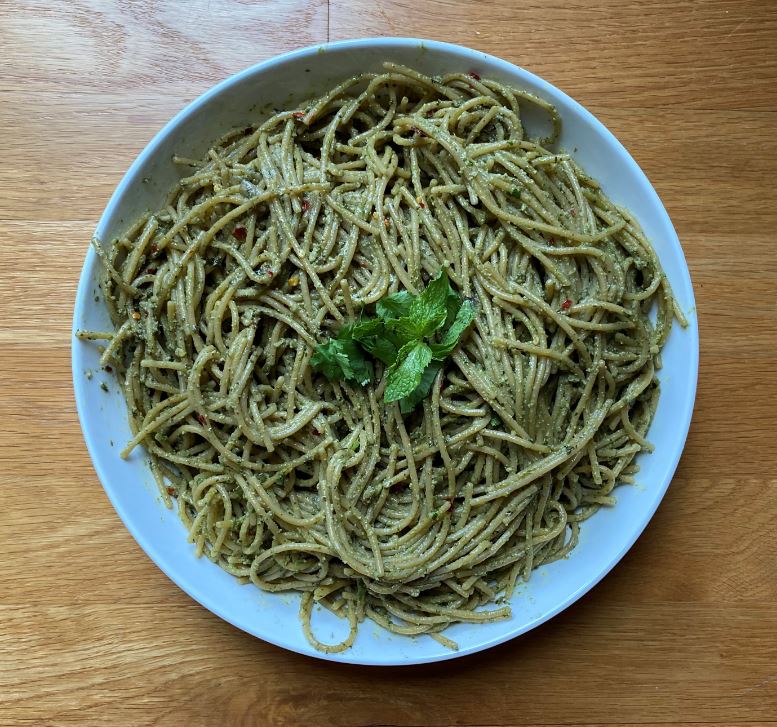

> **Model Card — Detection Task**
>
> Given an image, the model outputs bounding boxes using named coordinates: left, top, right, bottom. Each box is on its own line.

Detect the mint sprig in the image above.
left=310, top=271, right=477, bottom=411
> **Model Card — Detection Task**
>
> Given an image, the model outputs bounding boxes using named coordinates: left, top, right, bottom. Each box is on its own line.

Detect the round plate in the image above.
left=72, top=37, right=698, bottom=665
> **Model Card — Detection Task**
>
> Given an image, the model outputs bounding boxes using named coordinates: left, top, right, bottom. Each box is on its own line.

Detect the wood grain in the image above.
left=2, top=1, right=776, bottom=725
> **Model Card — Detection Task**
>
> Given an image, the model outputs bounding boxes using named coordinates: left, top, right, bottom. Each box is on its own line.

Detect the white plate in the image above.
left=72, top=38, right=698, bottom=665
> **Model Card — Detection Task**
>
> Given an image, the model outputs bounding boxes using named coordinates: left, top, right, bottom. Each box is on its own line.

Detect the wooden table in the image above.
left=2, top=1, right=776, bottom=725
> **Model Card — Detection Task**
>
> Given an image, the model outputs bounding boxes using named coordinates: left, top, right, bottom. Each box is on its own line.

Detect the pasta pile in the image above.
left=82, top=63, right=683, bottom=652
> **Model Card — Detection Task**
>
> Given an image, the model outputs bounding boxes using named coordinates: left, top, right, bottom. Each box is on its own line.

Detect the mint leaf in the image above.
left=311, top=337, right=373, bottom=385
left=430, top=298, right=477, bottom=360
left=357, top=334, right=398, bottom=366
left=384, top=340, right=432, bottom=404
left=407, top=270, right=451, bottom=337
left=376, top=290, right=414, bottom=321
left=344, top=318, right=383, bottom=338
left=399, top=360, right=442, bottom=413
left=345, top=318, right=398, bottom=365
left=443, top=285, right=461, bottom=329
left=385, top=315, right=424, bottom=344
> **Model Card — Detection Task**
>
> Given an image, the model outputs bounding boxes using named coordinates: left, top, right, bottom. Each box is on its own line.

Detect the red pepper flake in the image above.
left=145, top=267, right=156, bottom=274
left=467, top=71, right=481, bottom=80
left=301, top=199, right=310, bottom=212
left=292, top=111, right=305, bottom=120
left=547, top=237, right=555, bottom=245
left=167, top=487, right=175, bottom=496
left=196, top=413, right=207, bottom=425
left=412, top=126, right=426, bottom=137
left=233, top=226, right=247, bottom=242
left=418, top=200, right=426, bottom=209
left=149, top=243, right=158, bottom=256
left=266, top=270, right=274, bottom=278
left=104, top=365, right=112, bottom=372
left=311, top=428, right=320, bottom=436
left=561, top=299, right=573, bottom=311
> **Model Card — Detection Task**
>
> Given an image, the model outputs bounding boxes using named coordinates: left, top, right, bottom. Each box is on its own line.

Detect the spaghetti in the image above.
left=80, top=63, right=684, bottom=652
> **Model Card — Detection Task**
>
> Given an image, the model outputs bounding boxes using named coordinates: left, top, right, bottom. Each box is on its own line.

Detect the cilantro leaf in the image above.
left=399, top=360, right=442, bottom=413
left=430, top=298, right=478, bottom=360
left=311, top=337, right=373, bottom=385
left=384, top=340, right=432, bottom=404
left=376, top=290, right=414, bottom=321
